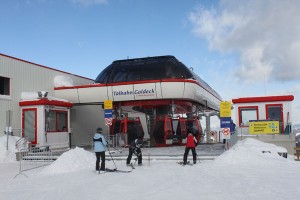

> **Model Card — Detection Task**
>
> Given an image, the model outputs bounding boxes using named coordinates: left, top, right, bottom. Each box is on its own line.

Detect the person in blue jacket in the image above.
left=93, top=127, right=107, bottom=174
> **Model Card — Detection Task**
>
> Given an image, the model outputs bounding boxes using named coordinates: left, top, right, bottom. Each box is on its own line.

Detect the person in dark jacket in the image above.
left=183, top=132, right=197, bottom=164
left=93, top=127, right=107, bottom=174
left=126, top=139, right=143, bottom=166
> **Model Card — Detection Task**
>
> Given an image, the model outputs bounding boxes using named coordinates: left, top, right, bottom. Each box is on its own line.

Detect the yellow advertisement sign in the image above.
left=220, top=101, right=231, bottom=117
left=104, top=100, right=113, bottom=109
left=249, top=120, right=280, bottom=134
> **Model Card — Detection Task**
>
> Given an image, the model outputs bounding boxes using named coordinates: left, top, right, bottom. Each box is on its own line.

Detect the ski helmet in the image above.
left=96, top=127, right=103, bottom=133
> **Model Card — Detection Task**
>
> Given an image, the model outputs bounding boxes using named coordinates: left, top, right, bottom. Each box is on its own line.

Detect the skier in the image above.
left=183, top=132, right=197, bottom=165
left=93, top=127, right=107, bottom=174
left=126, top=139, right=143, bottom=166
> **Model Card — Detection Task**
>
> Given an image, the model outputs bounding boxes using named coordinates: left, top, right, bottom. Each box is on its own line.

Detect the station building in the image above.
left=232, top=95, right=295, bottom=154
left=0, top=53, right=105, bottom=148
left=1, top=53, right=296, bottom=154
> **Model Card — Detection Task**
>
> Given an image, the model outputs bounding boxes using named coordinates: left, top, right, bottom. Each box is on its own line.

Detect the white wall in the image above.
left=234, top=101, right=293, bottom=135
left=0, top=54, right=93, bottom=137
left=70, top=105, right=105, bottom=147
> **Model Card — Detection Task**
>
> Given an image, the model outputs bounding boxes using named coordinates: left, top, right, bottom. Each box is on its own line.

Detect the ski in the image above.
left=176, top=161, right=193, bottom=166
left=105, top=168, right=132, bottom=173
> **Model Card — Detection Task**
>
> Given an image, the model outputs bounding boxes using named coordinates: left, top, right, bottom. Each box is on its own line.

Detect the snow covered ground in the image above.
left=0, top=135, right=300, bottom=200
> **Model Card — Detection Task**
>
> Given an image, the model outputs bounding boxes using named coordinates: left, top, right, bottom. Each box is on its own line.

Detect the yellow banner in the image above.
left=249, top=120, right=280, bottom=134
left=104, top=100, right=113, bottom=109
left=220, top=101, right=231, bottom=117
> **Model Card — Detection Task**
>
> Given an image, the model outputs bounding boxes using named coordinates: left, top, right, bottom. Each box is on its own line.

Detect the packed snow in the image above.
left=0, top=135, right=299, bottom=200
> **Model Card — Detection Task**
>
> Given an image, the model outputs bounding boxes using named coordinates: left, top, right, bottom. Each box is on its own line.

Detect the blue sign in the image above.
left=220, top=117, right=231, bottom=128
left=104, top=109, right=113, bottom=118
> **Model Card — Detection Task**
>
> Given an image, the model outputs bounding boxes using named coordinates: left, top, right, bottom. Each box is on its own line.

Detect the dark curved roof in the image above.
left=95, top=56, right=194, bottom=83
left=95, top=55, right=221, bottom=100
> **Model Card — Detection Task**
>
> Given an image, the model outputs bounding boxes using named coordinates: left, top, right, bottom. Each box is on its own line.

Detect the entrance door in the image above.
left=22, top=108, right=37, bottom=144
left=266, top=104, right=283, bottom=133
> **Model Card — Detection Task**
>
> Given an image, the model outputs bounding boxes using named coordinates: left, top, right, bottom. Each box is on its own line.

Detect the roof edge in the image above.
left=232, top=95, right=294, bottom=104
left=0, top=53, right=93, bottom=81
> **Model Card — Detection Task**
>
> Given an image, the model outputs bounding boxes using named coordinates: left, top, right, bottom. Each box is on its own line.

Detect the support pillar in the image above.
left=205, top=114, right=211, bottom=143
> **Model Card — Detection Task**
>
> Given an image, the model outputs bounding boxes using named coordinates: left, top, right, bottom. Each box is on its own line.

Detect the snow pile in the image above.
left=0, top=135, right=19, bottom=162
left=41, top=147, right=95, bottom=175
left=214, top=138, right=290, bottom=166
left=1, top=137, right=300, bottom=200
left=54, top=75, right=74, bottom=87
left=20, top=91, right=71, bottom=102
left=21, top=91, right=43, bottom=100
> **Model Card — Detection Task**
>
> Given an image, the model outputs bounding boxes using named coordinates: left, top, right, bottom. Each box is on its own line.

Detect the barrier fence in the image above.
left=15, top=138, right=64, bottom=178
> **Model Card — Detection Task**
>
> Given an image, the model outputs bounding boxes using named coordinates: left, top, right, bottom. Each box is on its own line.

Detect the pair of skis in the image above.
left=105, top=168, right=132, bottom=173
left=176, top=161, right=194, bottom=166
left=104, top=162, right=136, bottom=173
left=102, top=157, right=139, bottom=173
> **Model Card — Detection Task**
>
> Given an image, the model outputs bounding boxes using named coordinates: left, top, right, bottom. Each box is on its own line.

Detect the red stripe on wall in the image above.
left=232, top=95, right=294, bottom=104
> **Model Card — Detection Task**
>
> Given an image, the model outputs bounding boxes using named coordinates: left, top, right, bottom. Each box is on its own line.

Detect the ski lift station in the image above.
left=0, top=53, right=296, bottom=154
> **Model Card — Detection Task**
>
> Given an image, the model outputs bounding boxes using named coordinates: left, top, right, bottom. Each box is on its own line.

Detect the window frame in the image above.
left=238, top=106, right=259, bottom=127
left=0, top=76, right=10, bottom=96
left=45, top=109, right=68, bottom=132
left=265, top=103, right=284, bottom=133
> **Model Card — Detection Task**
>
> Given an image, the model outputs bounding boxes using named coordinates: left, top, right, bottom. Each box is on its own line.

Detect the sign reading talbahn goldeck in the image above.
left=249, top=120, right=280, bottom=134
left=220, top=101, right=231, bottom=118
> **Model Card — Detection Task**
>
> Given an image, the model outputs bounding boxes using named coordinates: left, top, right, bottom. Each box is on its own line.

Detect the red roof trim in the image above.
left=232, top=95, right=294, bottom=104
left=19, top=98, right=73, bottom=107
left=0, top=53, right=93, bottom=81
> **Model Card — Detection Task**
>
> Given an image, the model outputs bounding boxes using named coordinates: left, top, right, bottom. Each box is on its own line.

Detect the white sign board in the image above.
left=221, top=128, right=231, bottom=140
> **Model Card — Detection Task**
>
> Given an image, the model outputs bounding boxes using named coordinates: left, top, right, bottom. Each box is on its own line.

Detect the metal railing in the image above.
left=15, top=138, right=60, bottom=178
left=102, top=133, right=128, bottom=148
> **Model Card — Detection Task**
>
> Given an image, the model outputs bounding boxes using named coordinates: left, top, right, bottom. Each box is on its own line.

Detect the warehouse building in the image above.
left=0, top=53, right=104, bottom=148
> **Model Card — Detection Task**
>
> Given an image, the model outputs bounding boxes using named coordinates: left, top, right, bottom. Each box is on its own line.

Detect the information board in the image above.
left=249, top=120, right=280, bottom=134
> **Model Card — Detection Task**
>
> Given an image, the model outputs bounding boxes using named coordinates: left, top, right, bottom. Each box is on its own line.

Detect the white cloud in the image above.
left=69, top=0, right=107, bottom=7
left=189, top=0, right=300, bottom=84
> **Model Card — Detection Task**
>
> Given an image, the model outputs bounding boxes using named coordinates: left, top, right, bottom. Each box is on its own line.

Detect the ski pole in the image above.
left=107, top=144, right=118, bottom=169
left=133, top=154, right=138, bottom=166
left=133, top=152, right=141, bottom=166
left=148, top=139, right=150, bottom=167
left=196, top=151, right=201, bottom=163
left=112, top=147, right=122, bottom=153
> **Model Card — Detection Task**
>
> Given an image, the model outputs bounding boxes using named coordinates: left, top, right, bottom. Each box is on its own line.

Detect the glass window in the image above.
left=239, top=107, right=258, bottom=126
left=0, top=76, right=10, bottom=95
left=24, top=110, right=36, bottom=142
left=45, top=110, right=68, bottom=132
left=94, top=56, right=196, bottom=84
left=94, top=68, right=110, bottom=84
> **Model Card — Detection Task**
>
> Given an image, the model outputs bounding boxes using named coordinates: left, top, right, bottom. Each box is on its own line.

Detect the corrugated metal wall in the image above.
left=0, top=54, right=94, bottom=137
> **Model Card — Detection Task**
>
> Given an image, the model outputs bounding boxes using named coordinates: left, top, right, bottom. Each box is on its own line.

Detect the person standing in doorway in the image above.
left=93, top=127, right=107, bottom=174
left=183, top=132, right=197, bottom=164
